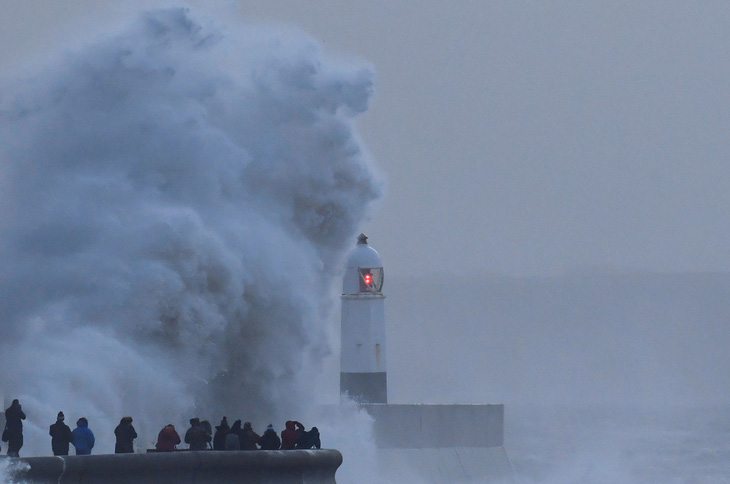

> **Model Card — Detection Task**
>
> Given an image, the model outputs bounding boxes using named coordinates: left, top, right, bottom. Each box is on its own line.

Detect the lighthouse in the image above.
left=336, top=233, right=512, bottom=482
left=340, top=233, right=387, bottom=403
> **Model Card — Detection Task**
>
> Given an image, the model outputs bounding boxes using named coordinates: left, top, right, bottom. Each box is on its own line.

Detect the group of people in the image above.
left=1, top=399, right=134, bottom=457
left=49, top=412, right=101, bottom=456
left=48, top=412, right=138, bottom=456
left=2, top=398, right=320, bottom=457
left=155, top=417, right=320, bottom=452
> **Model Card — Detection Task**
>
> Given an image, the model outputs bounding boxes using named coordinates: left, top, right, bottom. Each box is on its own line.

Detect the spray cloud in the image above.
left=0, top=7, right=381, bottom=456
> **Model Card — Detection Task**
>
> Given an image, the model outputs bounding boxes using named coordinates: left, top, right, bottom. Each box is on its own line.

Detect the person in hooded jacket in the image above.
left=280, top=420, right=302, bottom=450
left=213, top=417, right=229, bottom=450
left=155, top=424, right=181, bottom=452
left=3, top=399, right=26, bottom=457
left=225, top=420, right=242, bottom=450
left=71, top=417, right=95, bottom=455
left=114, top=416, right=137, bottom=454
left=49, top=411, right=73, bottom=456
left=240, top=422, right=260, bottom=450
left=258, top=424, right=281, bottom=450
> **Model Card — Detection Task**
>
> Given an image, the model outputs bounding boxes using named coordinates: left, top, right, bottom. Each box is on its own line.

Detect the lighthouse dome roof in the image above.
left=342, top=234, right=384, bottom=294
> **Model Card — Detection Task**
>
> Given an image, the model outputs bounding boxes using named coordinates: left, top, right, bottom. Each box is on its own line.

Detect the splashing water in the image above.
left=0, top=6, right=382, bottom=464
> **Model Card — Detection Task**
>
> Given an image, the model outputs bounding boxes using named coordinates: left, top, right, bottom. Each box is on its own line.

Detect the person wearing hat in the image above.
left=49, top=411, right=73, bottom=456
left=258, top=424, right=281, bottom=450
left=213, top=417, right=229, bottom=451
left=114, top=416, right=137, bottom=454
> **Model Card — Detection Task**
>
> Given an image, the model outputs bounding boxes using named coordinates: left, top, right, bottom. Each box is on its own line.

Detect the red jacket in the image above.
left=156, top=425, right=181, bottom=452
left=280, top=421, right=302, bottom=450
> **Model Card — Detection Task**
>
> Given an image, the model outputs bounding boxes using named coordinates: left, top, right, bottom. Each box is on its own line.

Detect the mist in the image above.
left=386, top=272, right=730, bottom=407
left=0, top=6, right=382, bottom=459
left=384, top=271, right=730, bottom=482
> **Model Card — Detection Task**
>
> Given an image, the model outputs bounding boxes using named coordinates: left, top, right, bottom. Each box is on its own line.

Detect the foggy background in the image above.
left=1, top=2, right=730, bottom=482
left=5, top=1, right=730, bottom=278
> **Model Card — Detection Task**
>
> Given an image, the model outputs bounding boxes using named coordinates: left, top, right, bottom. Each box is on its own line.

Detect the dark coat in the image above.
left=213, top=418, right=229, bottom=451
left=296, top=427, right=321, bottom=449
left=4, top=402, right=26, bottom=455
left=185, top=421, right=211, bottom=451
left=258, top=429, right=281, bottom=450
left=4, top=402, right=25, bottom=440
left=114, top=420, right=138, bottom=454
left=49, top=420, right=73, bottom=456
left=240, top=423, right=259, bottom=450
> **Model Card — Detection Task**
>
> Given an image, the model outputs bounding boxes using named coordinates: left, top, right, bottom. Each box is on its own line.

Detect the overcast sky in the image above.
left=2, top=1, right=729, bottom=278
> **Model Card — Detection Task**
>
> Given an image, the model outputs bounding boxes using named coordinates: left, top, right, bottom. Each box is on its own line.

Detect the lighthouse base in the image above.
left=339, top=372, right=387, bottom=404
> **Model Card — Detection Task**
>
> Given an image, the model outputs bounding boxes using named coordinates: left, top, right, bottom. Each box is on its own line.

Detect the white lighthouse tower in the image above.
left=340, top=233, right=387, bottom=403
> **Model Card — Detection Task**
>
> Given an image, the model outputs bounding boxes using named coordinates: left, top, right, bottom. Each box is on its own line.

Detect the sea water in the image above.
left=506, top=404, right=730, bottom=484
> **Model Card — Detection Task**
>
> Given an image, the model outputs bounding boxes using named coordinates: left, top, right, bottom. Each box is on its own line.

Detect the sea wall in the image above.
left=13, top=449, right=342, bottom=484
left=360, top=404, right=513, bottom=483
left=361, top=404, right=504, bottom=448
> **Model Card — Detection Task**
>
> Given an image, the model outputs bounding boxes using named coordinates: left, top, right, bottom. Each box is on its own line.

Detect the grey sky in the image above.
left=2, top=1, right=729, bottom=278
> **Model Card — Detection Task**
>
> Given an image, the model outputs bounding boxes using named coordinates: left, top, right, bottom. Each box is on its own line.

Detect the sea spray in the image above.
left=0, top=6, right=382, bottom=467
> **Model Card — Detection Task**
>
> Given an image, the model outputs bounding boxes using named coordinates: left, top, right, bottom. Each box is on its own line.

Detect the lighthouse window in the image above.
left=358, top=267, right=384, bottom=293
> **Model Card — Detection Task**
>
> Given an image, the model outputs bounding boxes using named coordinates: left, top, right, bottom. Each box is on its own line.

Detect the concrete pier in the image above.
left=362, top=404, right=514, bottom=483
left=12, top=450, right=342, bottom=484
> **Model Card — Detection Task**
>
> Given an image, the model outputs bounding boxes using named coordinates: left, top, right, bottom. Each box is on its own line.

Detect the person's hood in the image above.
left=76, top=419, right=88, bottom=428
left=285, top=421, right=295, bottom=430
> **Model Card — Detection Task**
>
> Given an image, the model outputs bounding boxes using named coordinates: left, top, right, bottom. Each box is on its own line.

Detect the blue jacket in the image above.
left=71, top=419, right=95, bottom=455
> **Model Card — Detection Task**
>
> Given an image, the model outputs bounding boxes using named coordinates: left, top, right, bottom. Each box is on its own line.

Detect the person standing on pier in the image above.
left=185, top=418, right=211, bottom=450
left=114, top=416, right=137, bottom=453
left=71, top=417, right=95, bottom=455
left=258, top=424, right=281, bottom=450
left=155, top=424, right=181, bottom=452
left=213, top=417, right=229, bottom=450
left=49, top=411, right=73, bottom=456
left=240, top=422, right=260, bottom=450
left=3, top=399, right=26, bottom=457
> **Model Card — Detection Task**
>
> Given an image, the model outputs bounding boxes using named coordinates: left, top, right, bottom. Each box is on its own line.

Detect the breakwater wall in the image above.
left=360, top=404, right=514, bottom=482
left=361, top=404, right=504, bottom=448
left=12, top=449, right=342, bottom=484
